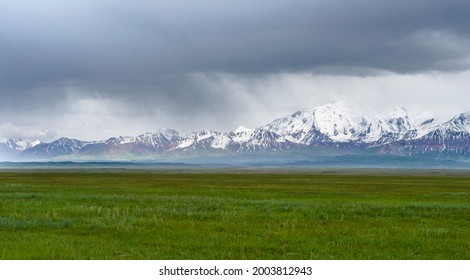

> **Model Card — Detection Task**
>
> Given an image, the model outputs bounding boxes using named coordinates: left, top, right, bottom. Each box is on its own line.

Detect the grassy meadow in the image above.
left=0, top=171, right=469, bottom=259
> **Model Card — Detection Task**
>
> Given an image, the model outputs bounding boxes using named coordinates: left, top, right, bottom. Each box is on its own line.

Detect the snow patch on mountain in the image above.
left=231, top=126, right=255, bottom=144
left=403, top=111, right=470, bottom=141
left=264, top=101, right=412, bottom=144
left=0, top=138, right=42, bottom=151
left=175, top=130, right=222, bottom=150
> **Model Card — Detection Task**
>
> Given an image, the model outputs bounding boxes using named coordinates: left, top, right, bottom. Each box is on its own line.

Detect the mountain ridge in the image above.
left=2, top=102, right=470, bottom=162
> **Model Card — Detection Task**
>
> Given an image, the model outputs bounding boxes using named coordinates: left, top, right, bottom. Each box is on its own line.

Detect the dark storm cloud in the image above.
left=1, top=0, right=470, bottom=89
left=1, top=0, right=470, bottom=139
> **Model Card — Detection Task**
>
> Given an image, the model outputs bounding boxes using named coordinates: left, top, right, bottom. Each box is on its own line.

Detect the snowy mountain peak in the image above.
left=312, top=102, right=372, bottom=142
left=0, top=138, right=42, bottom=151
left=155, top=128, right=181, bottom=140
left=264, top=102, right=413, bottom=144
left=452, top=111, right=470, bottom=123
left=442, top=112, right=470, bottom=132
left=233, top=125, right=253, bottom=133
left=195, top=130, right=218, bottom=139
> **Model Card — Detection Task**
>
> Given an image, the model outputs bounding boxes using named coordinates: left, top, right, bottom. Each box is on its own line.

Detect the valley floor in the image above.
left=0, top=171, right=469, bottom=259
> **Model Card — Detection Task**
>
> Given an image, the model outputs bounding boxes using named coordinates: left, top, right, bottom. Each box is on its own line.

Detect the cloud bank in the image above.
left=0, top=0, right=469, bottom=140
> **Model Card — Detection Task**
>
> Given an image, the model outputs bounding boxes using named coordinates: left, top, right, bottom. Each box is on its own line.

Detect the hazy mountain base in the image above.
left=83, top=143, right=470, bottom=168
left=2, top=150, right=470, bottom=170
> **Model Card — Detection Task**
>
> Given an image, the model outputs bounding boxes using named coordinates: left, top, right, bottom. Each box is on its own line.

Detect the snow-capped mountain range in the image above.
left=2, top=102, right=470, bottom=161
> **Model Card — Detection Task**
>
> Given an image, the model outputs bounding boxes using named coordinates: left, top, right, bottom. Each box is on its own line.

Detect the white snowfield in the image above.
left=264, top=101, right=412, bottom=144
left=0, top=138, right=41, bottom=151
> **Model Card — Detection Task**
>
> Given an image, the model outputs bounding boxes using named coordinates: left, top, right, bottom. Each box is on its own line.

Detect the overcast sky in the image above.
left=1, top=0, right=470, bottom=141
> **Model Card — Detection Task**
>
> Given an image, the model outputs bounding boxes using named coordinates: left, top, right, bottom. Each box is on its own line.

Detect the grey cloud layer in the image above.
left=1, top=0, right=470, bottom=140
left=1, top=0, right=470, bottom=88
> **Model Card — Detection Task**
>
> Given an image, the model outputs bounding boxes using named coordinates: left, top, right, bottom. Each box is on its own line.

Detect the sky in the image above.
left=1, top=0, right=470, bottom=141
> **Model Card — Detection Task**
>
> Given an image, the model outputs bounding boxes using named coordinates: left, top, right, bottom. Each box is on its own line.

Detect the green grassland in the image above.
left=0, top=171, right=469, bottom=259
